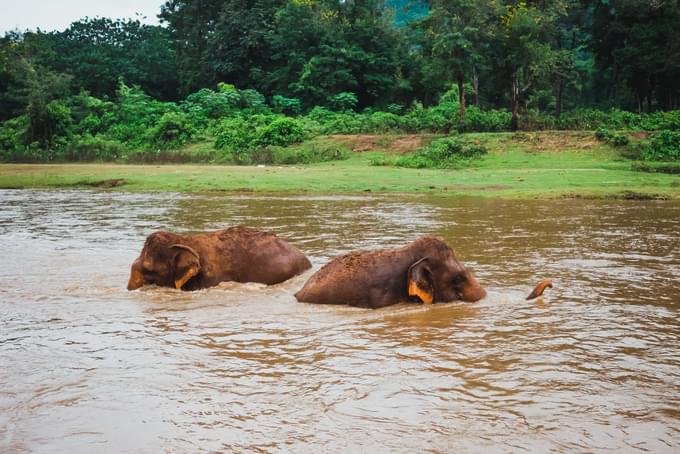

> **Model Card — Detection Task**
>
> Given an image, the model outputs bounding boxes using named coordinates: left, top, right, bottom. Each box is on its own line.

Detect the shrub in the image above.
left=612, top=134, right=630, bottom=147
left=461, top=107, right=512, bottom=132
left=25, top=99, right=73, bottom=147
left=641, top=130, right=680, bottom=161
left=253, top=144, right=348, bottom=165
left=271, top=95, right=302, bottom=115
left=184, top=87, right=240, bottom=118
left=0, top=116, right=28, bottom=161
left=256, top=117, right=305, bottom=146
left=364, top=111, right=402, bottom=133
left=595, top=127, right=613, bottom=141
left=213, top=117, right=259, bottom=162
left=62, top=134, right=128, bottom=161
left=150, top=112, right=197, bottom=149
left=518, top=110, right=556, bottom=131
left=239, top=89, right=270, bottom=113
left=595, top=127, right=629, bottom=147
left=329, top=92, right=358, bottom=112
left=394, top=137, right=488, bottom=169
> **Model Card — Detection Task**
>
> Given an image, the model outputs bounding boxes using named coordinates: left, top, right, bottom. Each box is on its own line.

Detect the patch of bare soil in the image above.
left=327, top=135, right=429, bottom=154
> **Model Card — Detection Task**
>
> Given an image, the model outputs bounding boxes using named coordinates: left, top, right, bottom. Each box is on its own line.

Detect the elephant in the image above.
left=295, top=236, right=487, bottom=308
left=127, top=226, right=311, bottom=291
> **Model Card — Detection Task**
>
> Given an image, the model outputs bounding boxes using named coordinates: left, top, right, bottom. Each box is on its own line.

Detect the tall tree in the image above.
left=419, top=0, right=493, bottom=120
left=160, top=0, right=282, bottom=95
left=492, top=1, right=557, bottom=129
left=591, top=0, right=680, bottom=111
left=46, top=18, right=179, bottom=100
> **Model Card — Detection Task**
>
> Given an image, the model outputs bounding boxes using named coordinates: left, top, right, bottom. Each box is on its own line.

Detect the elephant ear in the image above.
left=171, top=244, right=201, bottom=290
left=407, top=257, right=434, bottom=304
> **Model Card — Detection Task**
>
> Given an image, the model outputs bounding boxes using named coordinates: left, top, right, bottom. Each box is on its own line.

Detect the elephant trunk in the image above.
left=460, top=274, right=487, bottom=302
left=526, top=279, right=552, bottom=300
left=127, top=260, right=145, bottom=291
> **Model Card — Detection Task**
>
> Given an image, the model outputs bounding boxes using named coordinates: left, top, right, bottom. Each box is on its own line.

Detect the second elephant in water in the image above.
left=295, top=236, right=486, bottom=308
left=127, top=226, right=311, bottom=291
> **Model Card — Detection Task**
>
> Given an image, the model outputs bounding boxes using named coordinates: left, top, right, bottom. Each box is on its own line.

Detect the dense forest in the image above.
left=1, top=0, right=679, bottom=162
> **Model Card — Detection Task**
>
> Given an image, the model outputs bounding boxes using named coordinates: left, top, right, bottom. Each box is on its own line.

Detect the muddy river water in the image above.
left=1, top=189, right=679, bottom=452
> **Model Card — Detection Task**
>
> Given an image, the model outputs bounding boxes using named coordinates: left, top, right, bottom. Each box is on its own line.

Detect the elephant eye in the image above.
left=451, top=274, right=467, bottom=287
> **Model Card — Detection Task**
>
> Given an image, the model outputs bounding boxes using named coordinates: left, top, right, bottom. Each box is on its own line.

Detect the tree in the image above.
left=47, top=18, right=178, bottom=100
left=160, top=0, right=282, bottom=95
left=492, top=1, right=556, bottom=130
left=266, top=0, right=404, bottom=108
left=591, top=0, right=680, bottom=111
left=418, top=0, right=493, bottom=121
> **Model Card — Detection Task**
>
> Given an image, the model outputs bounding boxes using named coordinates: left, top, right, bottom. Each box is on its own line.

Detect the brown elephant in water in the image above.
left=127, top=226, right=311, bottom=291
left=295, top=236, right=487, bottom=308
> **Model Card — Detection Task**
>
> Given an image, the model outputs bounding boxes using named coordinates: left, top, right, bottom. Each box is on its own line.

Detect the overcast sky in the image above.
left=0, top=0, right=165, bottom=34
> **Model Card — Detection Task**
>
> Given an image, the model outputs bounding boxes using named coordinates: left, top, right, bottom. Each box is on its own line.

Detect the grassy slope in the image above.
left=1, top=132, right=678, bottom=199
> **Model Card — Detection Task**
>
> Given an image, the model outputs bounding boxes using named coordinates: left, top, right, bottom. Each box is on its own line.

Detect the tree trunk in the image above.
left=457, top=75, right=466, bottom=123
left=473, top=68, right=479, bottom=106
left=555, top=78, right=564, bottom=120
left=511, top=78, right=519, bottom=131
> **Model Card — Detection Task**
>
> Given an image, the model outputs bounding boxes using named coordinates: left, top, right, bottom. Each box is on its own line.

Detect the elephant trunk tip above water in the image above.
left=127, top=225, right=311, bottom=291
left=295, top=236, right=486, bottom=309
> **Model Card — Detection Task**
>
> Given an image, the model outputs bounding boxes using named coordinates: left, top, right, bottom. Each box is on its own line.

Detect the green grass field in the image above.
left=1, top=132, right=678, bottom=199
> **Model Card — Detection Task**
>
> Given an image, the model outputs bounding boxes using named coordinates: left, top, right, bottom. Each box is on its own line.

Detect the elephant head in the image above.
left=406, top=239, right=486, bottom=304
left=127, top=232, right=202, bottom=290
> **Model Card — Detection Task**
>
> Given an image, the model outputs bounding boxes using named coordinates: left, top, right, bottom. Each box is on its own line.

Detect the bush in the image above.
left=271, top=95, right=302, bottom=115
left=62, top=134, right=128, bottom=161
left=329, top=92, right=358, bottom=112
left=213, top=117, right=259, bottom=162
left=256, top=117, right=305, bottom=146
left=25, top=99, right=73, bottom=147
left=0, top=116, right=28, bottom=161
left=394, top=137, right=488, bottom=169
left=461, top=107, right=512, bottom=132
left=252, top=144, right=348, bottom=165
left=641, top=130, right=680, bottom=161
left=364, top=111, right=402, bottom=133
left=150, top=112, right=197, bottom=149
left=184, top=87, right=240, bottom=118
left=612, top=134, right=630, bottom=147
left=595, top=127, right=629, bottom=147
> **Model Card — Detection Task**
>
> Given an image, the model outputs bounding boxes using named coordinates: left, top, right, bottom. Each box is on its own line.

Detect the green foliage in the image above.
left=595, top=127, right=613, bottom=142
left=641, top=131, right=680, bottom=161
left=26, top=99, right=72, bottom=147
left=150, top=112, right=197, bottom=149
left=0, top=116, right=28, bottom=161
left=271, top=95, right=302, bottom=115
left=256, top=117, right=305, bottom=146
left=184, top=88, right=240, bottom=118
left=393, top=137, right=488, bottom=169
left=250, top=143, right=348, bottom=165
left=460, top=107, right=512, bottom=132
left=213, top=117, right=259, bottom=162
left=329, top=92, right=358, bottom=112
left=62, top=134, right=128, bottom=161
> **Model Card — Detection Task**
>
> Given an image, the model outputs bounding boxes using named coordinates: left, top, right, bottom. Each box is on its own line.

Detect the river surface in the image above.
left=1, top=189, right=679, bottom=453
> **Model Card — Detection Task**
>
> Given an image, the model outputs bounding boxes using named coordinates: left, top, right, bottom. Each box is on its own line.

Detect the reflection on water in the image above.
left=1, top=189, right=679, bottom=452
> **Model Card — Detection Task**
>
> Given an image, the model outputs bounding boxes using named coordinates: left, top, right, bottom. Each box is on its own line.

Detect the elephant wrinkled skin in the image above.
left=127, top=226, right=311, bottom=291
left=295, top=236, right=486, bottom=308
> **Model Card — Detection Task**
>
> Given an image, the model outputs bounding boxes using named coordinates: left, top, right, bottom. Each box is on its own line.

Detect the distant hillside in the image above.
left=385, top=0, right=428, bottom=25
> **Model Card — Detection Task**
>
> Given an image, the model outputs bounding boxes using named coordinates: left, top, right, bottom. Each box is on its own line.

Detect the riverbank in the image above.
left=1, top=132, right=678, bottom=199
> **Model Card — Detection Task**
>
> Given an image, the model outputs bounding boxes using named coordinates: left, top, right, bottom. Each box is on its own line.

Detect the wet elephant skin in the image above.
left=295, top=236, right=486, bottom=308
left=128, top=226, right=311, bottom=290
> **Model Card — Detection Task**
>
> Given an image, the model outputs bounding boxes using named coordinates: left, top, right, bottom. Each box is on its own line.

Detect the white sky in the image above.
left=0, top=0, right=165, bottom=34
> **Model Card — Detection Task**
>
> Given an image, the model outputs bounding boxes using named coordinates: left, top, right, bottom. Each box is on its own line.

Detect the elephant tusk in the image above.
left=526, top=279, right=553, bottom=300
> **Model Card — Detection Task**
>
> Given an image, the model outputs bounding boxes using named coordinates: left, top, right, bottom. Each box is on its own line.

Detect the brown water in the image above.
left=1, top=190, right=679, bottom=452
